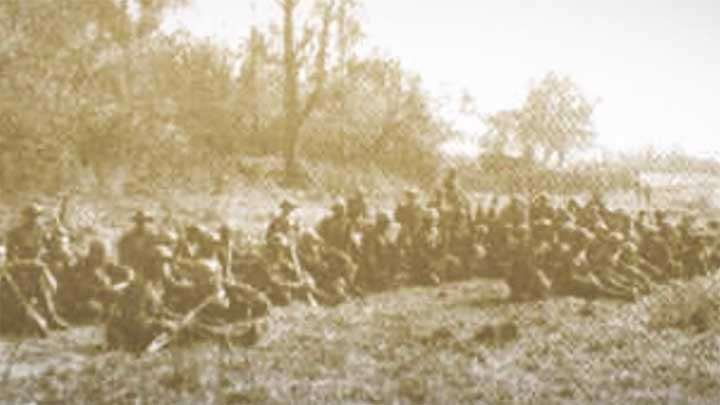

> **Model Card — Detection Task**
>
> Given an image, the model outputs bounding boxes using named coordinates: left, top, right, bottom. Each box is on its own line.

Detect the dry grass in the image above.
left=3, top=174, right=720, bottom=403
left=2, top=279, right=720, bottom=403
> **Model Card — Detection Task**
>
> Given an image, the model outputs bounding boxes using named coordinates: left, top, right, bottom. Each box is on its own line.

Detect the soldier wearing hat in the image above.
left=266, top=199, right=300, bottom=244
left=4, top=203, right=69, bottom=332
left=117, top=210, right=158, bottom=276
left=6, top=203, right=48, bottom=262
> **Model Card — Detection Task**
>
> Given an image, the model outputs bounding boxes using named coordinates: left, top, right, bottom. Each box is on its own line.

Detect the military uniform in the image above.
left=60, top=239, right=135, bottom=324
left=316, top=200, right=352, bottom=252
left=265, top=199, right=300, bottom=244
left=298, top=230, right=355, bottom=304
left=3, top=204, right=68, bottom=332
left=117, top=210, right=158, bottom=275
left=359, top=212, right=397, bottom=291
left=395, top=189, right=423, bottom=256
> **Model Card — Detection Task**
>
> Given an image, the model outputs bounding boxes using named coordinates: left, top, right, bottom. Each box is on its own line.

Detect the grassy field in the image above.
left=2, top=173, right=720, bottom=404
left=3, top=277, right=720, bottom=404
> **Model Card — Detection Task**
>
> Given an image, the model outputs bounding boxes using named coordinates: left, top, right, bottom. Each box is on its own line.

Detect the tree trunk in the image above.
left=282, top=0, right=300, bottom=181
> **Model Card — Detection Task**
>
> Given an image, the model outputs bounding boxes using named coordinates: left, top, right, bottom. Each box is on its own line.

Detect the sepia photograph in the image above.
left=1, top=0, right=719, bottom=403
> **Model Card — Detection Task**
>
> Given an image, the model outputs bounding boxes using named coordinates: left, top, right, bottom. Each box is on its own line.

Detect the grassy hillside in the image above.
left=3, top=277, right=720, bottom=404
left=2, top=171, right=720, bottom=404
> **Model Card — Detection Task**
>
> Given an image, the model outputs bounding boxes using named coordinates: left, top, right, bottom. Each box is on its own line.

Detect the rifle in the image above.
left=0, top=263, right=50, bottom=337
left=224, top=233, right=235, bottom=284
left=288, top=243, right=318, bottom=307
left=144, top=292, right=219, bottom=354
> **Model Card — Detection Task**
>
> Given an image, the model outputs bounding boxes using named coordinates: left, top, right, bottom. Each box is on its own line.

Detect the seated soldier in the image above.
left=266, top=199, right=300, bottom=244
left=614, top=238, right=655, bottom=293
left=216, top=224, right=272, bottom=320
left=619, top=234, right=664, bottom=282
left=358, top=211, right=398, bottom=292
left=499, top=224, right=551, bottom=301
left=561, top=227, right=634, bottom=301
left=59, top=239, right=135, bottom=324
left=395, top=188, right=423, bottom=258
left=117, top=210, right=158, bottom=275
left=406, top=208, right=443, bottom=286
left=4, top=203, right=69, bottom=333
left=44, top=224, right=78, bottom=276
left=677, top=232, right=711, bottom=278
left=45, top=225, right=80, bottom=314
left=704, top=223, right=720, bottom=270
left=251, top=234, right=323, bottom=307
left=316, top=199, right=352, bottom=253
left=530, top=192, right=555, bottom=223
left=107, top=233, right=250, bottom=353
left=105, top=248, right=180, bottom=352
left=298, top=229, right=354, bottom=304
left=585, top=229, right=643, bottom=298
left=638, top=225, right=676, bottom=280
left=501, top=195, right=528, bottom=227
left=544, top=223, right=579, bottom=296
left=162, top=227, right=229, bottom=315
left=346, top=188, right=369, bottom=226
left=464, top=223, right=490, bottom=278
left=439, top=204, right=474, bottom=280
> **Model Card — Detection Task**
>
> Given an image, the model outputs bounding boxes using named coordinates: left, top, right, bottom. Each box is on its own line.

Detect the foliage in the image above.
left=483, top=72, right=597, bottom=167
left=0, top=0, right=448, bottom=195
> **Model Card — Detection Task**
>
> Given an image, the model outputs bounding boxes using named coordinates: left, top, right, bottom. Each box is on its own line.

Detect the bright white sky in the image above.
left=163, top=0, right=720, bottom=159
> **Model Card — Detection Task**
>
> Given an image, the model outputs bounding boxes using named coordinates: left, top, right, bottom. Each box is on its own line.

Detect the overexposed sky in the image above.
left=163, top=0, right=720, bottom=159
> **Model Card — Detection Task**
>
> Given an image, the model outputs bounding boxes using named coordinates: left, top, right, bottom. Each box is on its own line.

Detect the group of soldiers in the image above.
left=1, top=170, right=718, bottom=353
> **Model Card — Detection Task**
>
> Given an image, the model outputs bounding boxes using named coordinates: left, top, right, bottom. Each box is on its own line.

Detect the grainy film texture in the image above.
left=1, top=0, right=720, bottom=403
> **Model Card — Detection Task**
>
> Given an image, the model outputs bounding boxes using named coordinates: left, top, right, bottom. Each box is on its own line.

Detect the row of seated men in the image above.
left=1, top=180, right=716, bottom=351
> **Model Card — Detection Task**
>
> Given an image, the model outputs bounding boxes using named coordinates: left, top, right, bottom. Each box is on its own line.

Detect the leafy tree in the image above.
left=483, top=72, right=597, bottom=167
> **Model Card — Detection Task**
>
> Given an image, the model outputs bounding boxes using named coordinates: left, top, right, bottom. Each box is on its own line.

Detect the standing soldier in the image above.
left=5, top=203, right=69, bottom=331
